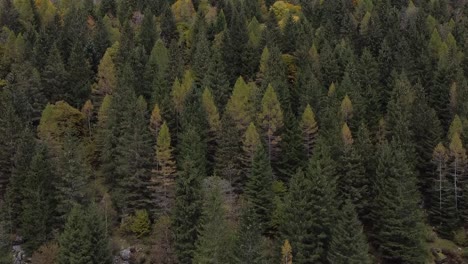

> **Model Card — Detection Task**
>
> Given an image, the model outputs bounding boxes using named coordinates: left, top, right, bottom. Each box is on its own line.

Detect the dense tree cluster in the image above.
left=2, top=0, right=468, bottom=263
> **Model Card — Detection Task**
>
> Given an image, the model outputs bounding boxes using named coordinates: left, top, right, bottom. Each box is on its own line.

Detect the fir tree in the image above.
left=327, top=201, right=371, bottom=264
left=58, top=205, right=92, bottom=264
left=41, top=43, right=68, bottom=102
left=21, top=144, right=56, bottom=253
left=371, top=141, right=427, bottom=263
left=139, top=8, right=157, bottom=55
left=232, top=205, right=265, bottom=264
left=193, top=177, right=232, bottom=264
left=203, top=46, right=231, bottom=111
left=244, top=146, right=274, bottom=234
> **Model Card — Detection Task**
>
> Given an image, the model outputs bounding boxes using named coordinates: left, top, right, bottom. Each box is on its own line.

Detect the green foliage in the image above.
left=130, top=209, right=151, bottom=238
left=328, top=201, right=371, bottom=264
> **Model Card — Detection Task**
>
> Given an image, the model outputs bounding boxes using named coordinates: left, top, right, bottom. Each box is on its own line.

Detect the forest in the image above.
left=1, top=0, right=468, bottom=263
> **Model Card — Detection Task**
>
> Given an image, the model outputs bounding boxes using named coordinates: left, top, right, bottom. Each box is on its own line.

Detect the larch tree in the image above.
left=225, top=76, right=255, bottom=133
left=258, top=84, right=284, bottom=166
left=447, top=132, right=467, bottom=220
left=430, top=142, right=457, bottom=237
left=300, top=104, right=318, bottom=159
left=149, top=103, right=163, bottom=139
left=153, top=122, right=177, bottom=216
left=93, top=48, right=117, bottom=101
left=241, top=122, right=262, bottom=173
left=341, top=95, right=353, bottom=122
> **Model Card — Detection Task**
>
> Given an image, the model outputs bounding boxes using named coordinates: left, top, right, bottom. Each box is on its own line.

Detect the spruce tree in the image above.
left=21, top=144, right=56, bottom=254
left=338, top=123, right=369, bottom=218
left=245, top=146, right=274, bottom=234
left=66, top=42, right=92, bottom=107
left=327, top=201, right=371, bottom=264
left=232, top=205, right=264, bottom=264
left=281, top=142, right=337, bottom=263
left=203, top=46, right=231, bottom=111
left=172, top=117, right=206, bottom=263
left=139, top=8, right=157, bottom=55
left=55, top=136, right=90, bottom=223
left=41, top=43, right=68, bottom=102
left=58, top=205, right=92, bottom=264
left=193, top=177, right=232, bottom=264
left=371, top=141, right=427, bottom=263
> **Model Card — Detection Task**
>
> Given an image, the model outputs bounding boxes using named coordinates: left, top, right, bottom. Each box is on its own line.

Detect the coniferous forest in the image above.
left=3, top=0, right=468, bottom=263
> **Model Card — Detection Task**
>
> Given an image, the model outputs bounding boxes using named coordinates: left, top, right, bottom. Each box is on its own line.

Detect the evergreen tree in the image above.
left=338, top=123, right=369, bottom=218
left=262, top=45, right=290, bottom=108
left=371, top=142, right=427, bottom=263
left=203, top=46, right=230, bottom=111
left=281, top=142, right=337, bottom=263
left=327, top=201, right=371, bottom=264
left=58, top=205, right=92, bottom=264
left=41, top=43, right=68, bottom=102
left=193, top=177, right=232, bottom=264
left=86, top=203, right=113, bottom=264
left=245, top=146, right=274, bottom=234
left=66, top=43, right=92, bottom=107
left=55, top=136, right=90, bottom=223
left=160, top=3, right=179, bottom=45
left=172, top=127, right=206, bottom=263
left=139, top=8, right=157, bottom=55
left=232, top=205, right=265, bottom=264
left=21, top=144, right=56, bottom=253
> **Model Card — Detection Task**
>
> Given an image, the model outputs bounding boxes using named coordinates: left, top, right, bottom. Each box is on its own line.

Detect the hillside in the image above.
left=1, top=0, right=468, bottom=263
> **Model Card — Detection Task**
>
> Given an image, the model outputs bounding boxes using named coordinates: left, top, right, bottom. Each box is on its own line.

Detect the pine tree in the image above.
left=277, top=109, right=306, bottom=183
left=262, top=45, right=290, bottom=108
left=21, top=144, right=56, bottom=253
left=55, top=136, right=90, bottom=223
left=281, top=142, right=337, bottom=263
left=203, top=46, right=230, bottom=111
left=232, top=205, right=264, bottom=264
left=66, top=42, right=92, bottom=107
left=193, top=177, right=232, bottom=264
left=153, top=122, right=177, bottom=216
left=172, top=126, right=206, bottom=263
left=215, top=113, right=243, bottom=193
left=245, top=146, right=274, bottom=234
left=160, top=3, right=178, bottom=45
left=0, top=89, right=24, bottom=199
left=139, top=8, right=157, bottom=54
left=371, top=141, right=427, bottom=263
left=202, top=88, right=221, bottom=175
left=87, top=203, right=113, bottom=264
left=327, top=201, right=371, bottom=264
left=338, top=123, right=369, bottom=217
left=192, top=24, right=211, bottom=86
left=258, top=85, right=284, bottom=166
left=58, top=205, right=92, bottom=264
left=41, top=43, right=68, bottom=102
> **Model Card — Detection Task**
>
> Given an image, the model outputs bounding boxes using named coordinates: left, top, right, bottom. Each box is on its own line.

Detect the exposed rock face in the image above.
left=12, top=244, right=26, bottom=264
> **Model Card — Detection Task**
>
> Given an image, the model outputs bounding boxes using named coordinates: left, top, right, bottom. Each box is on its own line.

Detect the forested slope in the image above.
left=1, top=0, right=468, bottom=263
